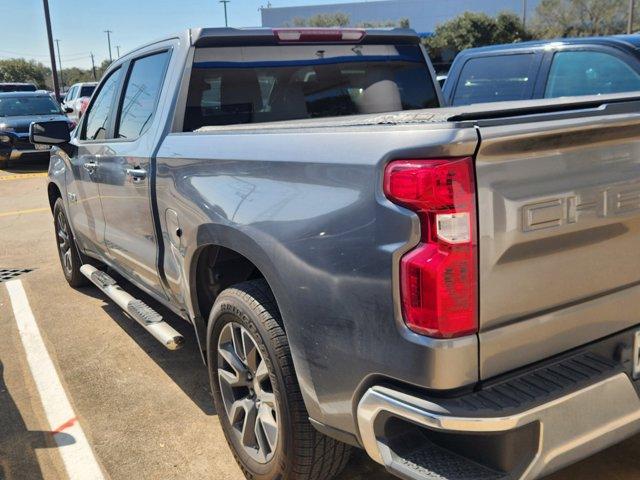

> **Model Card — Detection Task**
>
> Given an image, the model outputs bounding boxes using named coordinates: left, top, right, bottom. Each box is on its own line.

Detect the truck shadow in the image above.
left=0, top=360, right=74, bottom=480
left=88, top=275, right=216, bottom=417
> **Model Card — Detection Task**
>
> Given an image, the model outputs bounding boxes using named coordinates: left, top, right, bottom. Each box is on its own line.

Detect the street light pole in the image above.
left=116, top=45, right=121, bottom=58
left=104, top=29, right=113, bottom=62
left=220, top=0, right=230, bottom=27
left=55, top=39, right=64, bottom=90
left=522, top=0, right=527, bottom=31
left=628, top=0, right=635, bottom=34
left=42, top=0, right=60, bottom=99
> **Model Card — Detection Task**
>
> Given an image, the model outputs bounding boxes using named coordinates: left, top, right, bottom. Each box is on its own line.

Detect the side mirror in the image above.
left=64, top=106, right=74, bottom=114
left=30, top=121, right=71, bottom=145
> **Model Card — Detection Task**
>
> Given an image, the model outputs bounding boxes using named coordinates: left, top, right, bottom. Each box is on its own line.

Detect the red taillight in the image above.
left=274, top=28, right=365, bottom=43
left=384, top=158, right=478, bottom=338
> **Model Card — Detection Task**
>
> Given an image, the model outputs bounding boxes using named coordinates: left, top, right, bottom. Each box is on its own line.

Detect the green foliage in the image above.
left=357, top=18, right=411, bottom=28
left=0, top=58, right=51, bottom=88
left=61, top=67, right=95, bottom=86
left=425, top=11, right=528, bottom=53
left=532, top=0, right=628, bottom=38
left=292, top=12, right=350, bottom=27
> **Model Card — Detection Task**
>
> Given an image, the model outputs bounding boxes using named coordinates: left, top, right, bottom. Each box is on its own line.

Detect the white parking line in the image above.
left=6, top=279, right=105, bottom=480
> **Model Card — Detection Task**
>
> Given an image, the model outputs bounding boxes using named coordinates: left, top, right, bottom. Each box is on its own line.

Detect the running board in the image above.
left=80, top=264, right=185, bottom=350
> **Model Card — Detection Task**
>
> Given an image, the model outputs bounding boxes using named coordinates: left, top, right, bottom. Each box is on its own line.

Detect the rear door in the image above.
left=96, top=47, right=172, bottom=296
left=475, top=104, right=640, bottom=379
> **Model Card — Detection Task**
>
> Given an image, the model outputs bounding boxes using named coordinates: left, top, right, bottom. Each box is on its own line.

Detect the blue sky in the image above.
left=1, top=0, right=361, bottom=69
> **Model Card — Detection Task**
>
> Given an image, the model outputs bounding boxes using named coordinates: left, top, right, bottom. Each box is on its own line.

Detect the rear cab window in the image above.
left=451, top=53, right=539, bottom=106
left=183, top=43, right=438, bottom=130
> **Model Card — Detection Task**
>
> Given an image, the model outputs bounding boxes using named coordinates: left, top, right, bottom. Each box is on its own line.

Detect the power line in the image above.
left=0, top=49, right=92, bottom=60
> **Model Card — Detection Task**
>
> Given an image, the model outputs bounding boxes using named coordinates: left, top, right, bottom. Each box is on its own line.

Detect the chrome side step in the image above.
left=80, top=264, right=185, bottom=350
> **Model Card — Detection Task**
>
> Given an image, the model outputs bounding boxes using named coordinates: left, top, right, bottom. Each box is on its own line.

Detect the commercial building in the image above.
left=261, top=0, right=542, bottom=35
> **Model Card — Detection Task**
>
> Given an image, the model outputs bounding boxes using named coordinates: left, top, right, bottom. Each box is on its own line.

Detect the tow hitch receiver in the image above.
left=80, top=264, right=185, bottom=350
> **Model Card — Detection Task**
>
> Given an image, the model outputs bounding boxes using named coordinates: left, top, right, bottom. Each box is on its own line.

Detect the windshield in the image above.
left=184, top=43, right=438, bottom=130
left=80, top=85, right=96, bottom=97
left=0, top=96, right=62, bottom=116
left=0, top=84, right=37, bottom=92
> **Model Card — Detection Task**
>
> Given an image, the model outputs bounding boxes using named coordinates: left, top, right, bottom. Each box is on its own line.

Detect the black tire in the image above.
left=207, top=279, right=351, bottom=480
left=53, top=198, right=89, bottom=288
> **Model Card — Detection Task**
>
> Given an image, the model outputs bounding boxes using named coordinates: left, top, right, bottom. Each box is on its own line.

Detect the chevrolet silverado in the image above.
left=32, top=27, right=640, bottom=480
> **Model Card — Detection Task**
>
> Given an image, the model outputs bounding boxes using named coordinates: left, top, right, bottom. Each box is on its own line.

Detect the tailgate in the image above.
left=475, top=110, right=640, bottom=379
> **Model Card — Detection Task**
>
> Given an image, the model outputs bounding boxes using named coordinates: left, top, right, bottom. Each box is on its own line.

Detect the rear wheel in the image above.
left=53, top=198, right=88, bottom=288
left=207, top=279, right=351, bottom=480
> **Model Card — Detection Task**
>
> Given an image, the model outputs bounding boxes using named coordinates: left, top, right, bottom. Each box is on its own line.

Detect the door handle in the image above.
left=126, top=167, right=147, bottom=182
left=83, top=161, right=98, bottom=174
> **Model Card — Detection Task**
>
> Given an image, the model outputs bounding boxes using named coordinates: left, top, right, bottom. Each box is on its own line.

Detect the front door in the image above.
left=66, top=68, right=123, bottom=257
left=97, top=50, right=172, bottom=297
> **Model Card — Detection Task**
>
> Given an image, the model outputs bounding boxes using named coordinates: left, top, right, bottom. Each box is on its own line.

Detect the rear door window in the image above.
left=452, top=54, right=538, bottom=106
left=184, top=44, right=438, bottom=130
left=116, top=51, right=170, bottom=139
left=545, top=50, right=640, bottom=98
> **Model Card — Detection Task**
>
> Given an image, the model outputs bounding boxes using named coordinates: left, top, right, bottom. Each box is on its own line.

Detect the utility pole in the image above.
left=116, top=45, right=121, bottom=58
left=522, top=0, right=527, bottom=31
left=628, top=0, right=635, bottom=34
left=220, top=0, right=230, bottom=27
left=42, top=0, right=60, bottom=99
left=90, top=52, right=97, bottom=81
left=55, top=39, right=64, bottom=90
left=104, top=29, right=113, bottom=62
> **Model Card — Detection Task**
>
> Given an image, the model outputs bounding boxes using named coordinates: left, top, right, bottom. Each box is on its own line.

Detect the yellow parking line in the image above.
left=0, top=172, right=48, bottom=181
left=0, top=207, right=49, bottom=218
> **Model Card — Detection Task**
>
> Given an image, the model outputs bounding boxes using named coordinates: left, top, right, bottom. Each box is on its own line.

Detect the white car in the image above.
left=61, top=82, right=97, bottom=123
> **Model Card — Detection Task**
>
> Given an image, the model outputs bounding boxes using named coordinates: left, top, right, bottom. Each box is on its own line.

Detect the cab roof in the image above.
left=190, top=27, right=421, bottom=47
left=457, top=34, right=640, bottom=57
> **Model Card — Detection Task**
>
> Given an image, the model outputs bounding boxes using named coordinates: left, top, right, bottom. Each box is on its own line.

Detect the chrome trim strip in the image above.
left=357, top=373, right=640, bottom=479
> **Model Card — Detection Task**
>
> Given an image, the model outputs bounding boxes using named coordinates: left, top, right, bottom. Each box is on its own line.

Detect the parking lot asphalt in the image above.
left=2, top=161, right=640, bottom=480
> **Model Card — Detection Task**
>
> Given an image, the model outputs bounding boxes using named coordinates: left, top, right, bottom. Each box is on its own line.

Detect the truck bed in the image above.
left=154, top=92, right=640, bottom=438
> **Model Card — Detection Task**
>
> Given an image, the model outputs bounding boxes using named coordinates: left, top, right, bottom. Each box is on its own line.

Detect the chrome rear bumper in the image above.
left=357, top=373, right=640, bottom=480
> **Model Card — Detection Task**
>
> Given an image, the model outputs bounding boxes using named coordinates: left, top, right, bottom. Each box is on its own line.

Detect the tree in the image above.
left=424, top=11, right=530, bottom=74
left=532, top=0, right=627, bottom=37
left=425, top=11, right=528, bottom=53
left=293, top=12, right=350, bottom=27
left=0, top=59, right=51, bottom=88
left=358, top=18, right=410, bottom=28
left=61, top=67, right=95, bottom=86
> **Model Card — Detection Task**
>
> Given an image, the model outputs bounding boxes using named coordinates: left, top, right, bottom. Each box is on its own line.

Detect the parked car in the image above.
left=0, top=82, right=37, bottom=93
left=61, top=82, right=97, bottom=122
left=33, top=27, right=640, bottom=480
left=0, top=92, right=73, bottom=168
left=443, top=34, right=640, bottom=106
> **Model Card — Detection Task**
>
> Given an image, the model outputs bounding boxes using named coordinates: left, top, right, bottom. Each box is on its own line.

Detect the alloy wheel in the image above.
left=217, top=322, right=279, bottom=464
left=56, top=211, right=73, bottom=275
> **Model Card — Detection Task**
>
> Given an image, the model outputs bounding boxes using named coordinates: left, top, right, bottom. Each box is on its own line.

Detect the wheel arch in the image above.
left=184, top=223, right=322, bottom=422
left=47, top=181, right=62, bottom=212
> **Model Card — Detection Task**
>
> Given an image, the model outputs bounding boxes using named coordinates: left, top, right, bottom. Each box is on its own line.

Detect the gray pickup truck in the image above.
left=32, top=27, right=640, bottom=480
